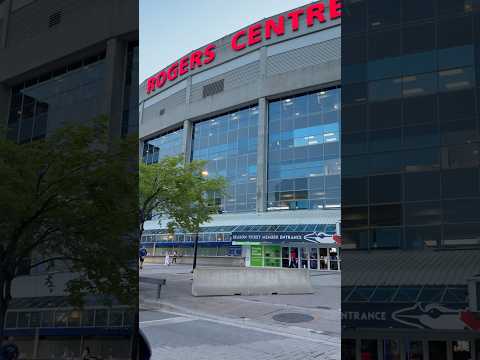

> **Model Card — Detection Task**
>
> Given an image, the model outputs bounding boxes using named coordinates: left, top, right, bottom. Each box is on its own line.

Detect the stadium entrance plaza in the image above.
left=140, top=264, right=340, bottom=360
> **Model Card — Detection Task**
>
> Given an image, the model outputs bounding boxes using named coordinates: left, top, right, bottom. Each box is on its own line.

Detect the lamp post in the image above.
left=192, top=169, right=209, bottom=272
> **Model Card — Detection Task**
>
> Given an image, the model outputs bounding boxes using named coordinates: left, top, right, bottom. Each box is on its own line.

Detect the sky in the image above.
left=139, top=0, right=316, bottom=83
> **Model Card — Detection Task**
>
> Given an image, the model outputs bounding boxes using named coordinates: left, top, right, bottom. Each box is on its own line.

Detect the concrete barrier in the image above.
left=144, top=256, right=245, bottom=267
left=192, top=267, right=314, bottom=296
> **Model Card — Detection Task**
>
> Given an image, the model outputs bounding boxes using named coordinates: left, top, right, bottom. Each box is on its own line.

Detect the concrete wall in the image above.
left=144, top=256, right=246, bottom=267
left=192, top=267, right=314, bottom=296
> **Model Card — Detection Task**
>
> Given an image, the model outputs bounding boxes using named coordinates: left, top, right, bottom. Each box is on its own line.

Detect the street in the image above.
left=140, top=264, right=340, bottom=360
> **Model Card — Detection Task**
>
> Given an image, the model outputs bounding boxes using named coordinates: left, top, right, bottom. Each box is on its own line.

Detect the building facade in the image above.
left=341, top=0, right=480, bottom=358
left=0, top=0, right=137, bottom=358
left=139, top=1, right=342, bottom=271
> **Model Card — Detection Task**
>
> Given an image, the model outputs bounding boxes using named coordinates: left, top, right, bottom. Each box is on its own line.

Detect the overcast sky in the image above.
left=139, top=0, right=316, bottom=83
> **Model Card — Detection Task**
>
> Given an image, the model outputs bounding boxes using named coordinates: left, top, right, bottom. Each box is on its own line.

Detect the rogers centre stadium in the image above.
left=139, top=1, right=342, bottom=271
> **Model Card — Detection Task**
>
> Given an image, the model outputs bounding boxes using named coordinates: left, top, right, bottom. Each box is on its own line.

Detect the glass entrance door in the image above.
left=300, top=247, right=308, bottom=268
left=309, top=247, right=319, bottom=270
left=282, top=247, right=290, bottom=268
left=319, top=248, right=329, bottom=269
left=289, top=247, right=299, bottom=268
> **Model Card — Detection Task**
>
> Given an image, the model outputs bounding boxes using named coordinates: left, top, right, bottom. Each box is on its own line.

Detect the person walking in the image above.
left=0, top=337, right=19, bottom=360
left=172, top=250, right=177, bottom=264
left=139, top=247, right=148, bottom=270
left=164, top=252, right=171, bottom=266
left=81, top=346, right=91, bottom=360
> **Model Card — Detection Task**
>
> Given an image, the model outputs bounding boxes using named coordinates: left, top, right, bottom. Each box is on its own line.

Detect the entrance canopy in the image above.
left=232, top=231, right=340, bottom=246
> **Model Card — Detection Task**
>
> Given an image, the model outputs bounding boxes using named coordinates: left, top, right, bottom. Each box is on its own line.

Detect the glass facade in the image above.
left=142, top=128, right=184, bottom=164
left=192, top=106, right=258, bottom=213
left=267, top=89, right=341, bottom=210
left=342, top=1, right=480, bottom=249
left=8, top=53, right=106, bottom=143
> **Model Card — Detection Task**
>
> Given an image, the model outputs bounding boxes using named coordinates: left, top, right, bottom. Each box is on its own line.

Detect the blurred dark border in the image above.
left=341, top=0, right=480, bottom=359
left=0, top=0, right=138, bottom=359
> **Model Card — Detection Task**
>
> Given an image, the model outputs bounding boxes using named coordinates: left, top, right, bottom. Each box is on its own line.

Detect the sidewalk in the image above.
left=140, top=263, right=341, bottom=338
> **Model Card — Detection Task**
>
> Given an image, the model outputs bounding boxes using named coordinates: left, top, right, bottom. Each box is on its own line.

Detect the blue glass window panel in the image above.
left=368, top=57, right=403, bottom=80
left=267, top=89, right=340, bottom=211
left=402, top=52, right=437, bottom=75
left=192, top=107, right=258, bottom=213
left=438, top=46, right=474, bottom=70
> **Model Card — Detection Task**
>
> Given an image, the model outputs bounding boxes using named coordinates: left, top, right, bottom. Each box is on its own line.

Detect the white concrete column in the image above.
left=183, top=119, right=193, bottom=163
left=103, top=37, right=128, bottom=139
left=256, top=97, right=268, bottom=212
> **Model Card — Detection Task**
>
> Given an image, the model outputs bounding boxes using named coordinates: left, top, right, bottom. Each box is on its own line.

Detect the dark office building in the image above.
left=341, top=0, right=480, bottom=358
left=0, top=0, right=137, bottom=358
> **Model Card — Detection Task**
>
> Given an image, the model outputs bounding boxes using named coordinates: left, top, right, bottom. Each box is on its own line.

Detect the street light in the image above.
left=192, top=169, right=209, bottom=272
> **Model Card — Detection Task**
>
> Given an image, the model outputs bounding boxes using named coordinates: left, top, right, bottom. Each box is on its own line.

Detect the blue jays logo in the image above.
left=392, top=303, right=467, bottom=330
left=303, top=232, right=336, bottom=244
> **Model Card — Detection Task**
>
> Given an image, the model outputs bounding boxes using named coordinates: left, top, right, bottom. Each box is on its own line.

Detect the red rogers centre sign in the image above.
left=146, top=0, right=342, bottom=94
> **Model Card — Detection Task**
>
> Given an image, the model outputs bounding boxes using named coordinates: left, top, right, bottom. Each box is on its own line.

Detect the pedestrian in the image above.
left=139, top=247, right=147, bottom=270
left=172, top=250, right=177, bottom=264
left=164, top=252, right=171, bottom=266
left=81, top=346, right=91, bottom=360
left=0, top=336, right=19, bottom=360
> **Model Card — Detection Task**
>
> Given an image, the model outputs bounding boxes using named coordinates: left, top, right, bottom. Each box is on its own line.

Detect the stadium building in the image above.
left=139, top=1, right=342, bottom=271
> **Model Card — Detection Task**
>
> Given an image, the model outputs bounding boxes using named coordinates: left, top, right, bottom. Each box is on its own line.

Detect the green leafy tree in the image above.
left=139, top=155, right=226, bottom=268
left=0, top=118, right=138, bottom=338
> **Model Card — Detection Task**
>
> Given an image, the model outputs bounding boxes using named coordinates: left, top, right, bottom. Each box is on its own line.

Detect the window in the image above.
left=193, top=107, right=258, bottom=213
left=369, top=174, right=402, bottom=203
left=268, top=89, right=340, bottom=210
left=370, top=287, right=397, bottom=302
left=393, top=287, right=420, bottom=302
left=405, top=172, right=440, bottom=201
left=142, top=128, right=184, bottom=164
left=403, top=0, right=435, bottom=22
left=405, top=202, right=442, bottom=225
left=405, top=226, right=440, bottom=248
left=348, top=287, right=375, bottom=302
left=367, top=0, right=401, bottom=29
left=370, top=228, right=402, bottom=248
left=370, top=205, right=402, bottom=226
left=343, top=178, right=368, bottom=205
left=343, top=206, right=368, bottom=228
left=438, top=17, right=474, bottom=69
left=402, top=23, right=436, bottom=75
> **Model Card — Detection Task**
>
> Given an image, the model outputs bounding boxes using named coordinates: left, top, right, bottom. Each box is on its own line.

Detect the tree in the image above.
left=139, top=155, right=226, bottom=269
left=0, top=117, right=138, bottom=339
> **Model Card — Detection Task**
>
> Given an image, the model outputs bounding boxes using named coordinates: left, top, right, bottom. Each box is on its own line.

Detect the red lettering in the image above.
left=265, top=16, right=285, bottom=40
left=288, top=8, right=304, bottom=32
left=156, top=71, right=167, bottom=89
left=179, top=56, right=189, bottom=75
left=146, top=77, right=156, bottom=94
left=203, top=44, right=216, bottom=64
left=190, top=50, right=203, bottom=70
left=231, top=30, right=247, bottom=51
left=307, top=3, right=326, bottom=26
left=248, top=23, right=263, bottom=46
left=329, top=0, right=342, bottom=19
left=167, top=63, right=178, bottom=81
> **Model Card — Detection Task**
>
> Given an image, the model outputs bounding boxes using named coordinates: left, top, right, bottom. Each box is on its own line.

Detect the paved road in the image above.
left=140, top=264, right=340, bottom=360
